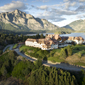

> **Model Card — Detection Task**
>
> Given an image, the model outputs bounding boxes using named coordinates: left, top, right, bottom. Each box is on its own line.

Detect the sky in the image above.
left=0, top=0, right=85, bottom=27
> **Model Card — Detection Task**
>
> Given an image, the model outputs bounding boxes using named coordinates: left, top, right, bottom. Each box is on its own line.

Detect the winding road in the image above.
left=3, top=44, right=85, bottom=71
left=3, top=44, right=14, bottom=52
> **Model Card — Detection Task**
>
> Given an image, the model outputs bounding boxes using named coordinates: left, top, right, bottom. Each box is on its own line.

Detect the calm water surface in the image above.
left=60, top=33, right=85, bottom=39
left=26, top=33, right=85, bottom=39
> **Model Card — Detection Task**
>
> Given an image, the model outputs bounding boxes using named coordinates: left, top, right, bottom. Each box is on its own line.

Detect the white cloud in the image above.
left=33, top=0, right=51, bottom=2
left=79, top=0, right=85, bottom=2
left=76, top=14, right=85, bottom=19
left=38, top=5, right=48, bottom=10
left=51, top=8, right=77, bottom=15
left=71, top=2, right=77, bottom=6
left=0, top=1, right=27, bottom=13
left=36, top=8, right=77, bottom=22
left=76, top=5, right=85, bottom=12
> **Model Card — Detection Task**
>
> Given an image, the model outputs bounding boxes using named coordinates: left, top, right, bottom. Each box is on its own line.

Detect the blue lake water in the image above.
left=26, top=33, right=54, bottom=36
left=26, top=33, right=85, bottom=39
left=60, top=33, right=85, bottom=39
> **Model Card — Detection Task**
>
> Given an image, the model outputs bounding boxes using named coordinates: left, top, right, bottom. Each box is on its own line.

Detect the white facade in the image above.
left=51, top=44, right=58, bottom=49
left=25, top=35, right=84, bottom=50
left=64, top=40, right=84, bottom=44
left=64, top=40, right=72, bottom=43
left=25, top=41, right=58, bottom=50
left=73, top=40, right=83, bottom=44
left=25, top=41, right=41, bottom=48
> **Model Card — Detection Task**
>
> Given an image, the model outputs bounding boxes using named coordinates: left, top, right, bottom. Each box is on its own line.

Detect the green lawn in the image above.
left=48, top=56, right=64, bottom=63
left=19, top=45, right=62, bottom=61
left=19, top=44, right=85, bottom=66
left=13, top=44, right=18, bottom=49
left=74, top=62, right=85, bottom=66
left=72, top=45, right=85, bottom=54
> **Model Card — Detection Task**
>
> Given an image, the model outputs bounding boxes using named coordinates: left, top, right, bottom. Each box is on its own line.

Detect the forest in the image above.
left=0, top=50, right=85, bottom=85
left=0, top=33, right=85, bottom=85
left=0, top=33, right=44, bottom=54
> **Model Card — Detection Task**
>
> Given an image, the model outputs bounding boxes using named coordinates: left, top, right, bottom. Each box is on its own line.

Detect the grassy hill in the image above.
left=20, top=44, right=85, bottom=66
left=64, top=19, right=85, bottom=31
left=55, top=28, right=74, bottom=34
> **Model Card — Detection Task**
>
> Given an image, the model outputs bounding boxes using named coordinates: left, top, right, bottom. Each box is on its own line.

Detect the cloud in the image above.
left=33, top=0, right=51, bottom=3
left=34, top=1, right=77, bottom=22
left=51, top=8, right=77, bottom=15
left=79, top=0, right=85, bottom=2
left=64, top=0, right=85, bottom=3
left=35, top=9, right=76, bottom=22
left=76, top=14, right=85, bottom=19
left=0, top=1, right=27, bottom=13
left=38, top=5, right=48, bottom=10
left=76, top=5, right=85, bottom=12
left=64, top=0, right=78, bottom=2
left=37, top=12, right=66, bottom=22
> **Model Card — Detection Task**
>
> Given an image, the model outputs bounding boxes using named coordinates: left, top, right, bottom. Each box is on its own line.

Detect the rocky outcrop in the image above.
left=41, top=19, right=57, bottom=30
left=0, top=9, right=59, bottom=31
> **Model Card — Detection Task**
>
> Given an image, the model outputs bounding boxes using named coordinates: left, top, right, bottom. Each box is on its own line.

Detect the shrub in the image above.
left=34, top=59, right=42, bottom=69
left=67, top=45, right=72, bottom=56
left=60, top=48, right=67, bottom=59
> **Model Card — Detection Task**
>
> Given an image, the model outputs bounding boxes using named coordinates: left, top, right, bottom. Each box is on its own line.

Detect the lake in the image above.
left=26, top=33, right=54, bottom=36
left=60, top=33, right=85, bottom=39
left=26, top=33, right=85, bottom=39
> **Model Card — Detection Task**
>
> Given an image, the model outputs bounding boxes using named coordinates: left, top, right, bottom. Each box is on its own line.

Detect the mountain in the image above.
left=64, top=19, right=85, bottom=31
left=0, top=9, right=59, bottom=32
left=55, top=27, right=73, bottom=34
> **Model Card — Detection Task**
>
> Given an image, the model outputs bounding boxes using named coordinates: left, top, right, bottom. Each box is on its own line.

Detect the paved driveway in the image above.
left=3, top=44, right=85, bottom=71
left=3, top=44, right=14, bottom=52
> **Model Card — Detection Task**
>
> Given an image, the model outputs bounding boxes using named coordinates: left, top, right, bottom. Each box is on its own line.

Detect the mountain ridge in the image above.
left=0, top=9, right=59, bottom=32
left=63, top=19, right=85, bottom=31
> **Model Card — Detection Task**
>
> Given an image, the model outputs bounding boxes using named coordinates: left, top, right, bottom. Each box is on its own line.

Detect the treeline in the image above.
left=0, top=33, right=45, bottom=56
left=0, top=50, right=85, bottom=85
left=28, top=33, right=45, bottom=39
left=0, top=33, right=45, bottom=49
left=28, top=67, right=78, bottom=85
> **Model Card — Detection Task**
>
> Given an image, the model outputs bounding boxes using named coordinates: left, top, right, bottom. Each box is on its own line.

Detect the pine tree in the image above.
left=29, top=75, right=35, bottom=85
left=71, top=80, right=75, bottom=85
left=67, top=45, right=72, bottom=56
left=1, top=65, right=7, bottom=76
left=60, top=48, right=67, bottom=59
left=49, top=73, right=54, bottom=85
left=55, top=73, right=58, bottom=85
left=41, top=74, right=46, bottom=85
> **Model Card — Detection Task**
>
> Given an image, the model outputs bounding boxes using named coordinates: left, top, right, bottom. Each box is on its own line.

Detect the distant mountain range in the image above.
left=0, top=9, right=59, bottom=32
left=1, top=9, right=84, bottom=33
left=64, top=19, right=85, bottom=31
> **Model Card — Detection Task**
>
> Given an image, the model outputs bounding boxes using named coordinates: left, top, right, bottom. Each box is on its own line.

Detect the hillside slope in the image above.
left=64, top=19, right=85, bottom=31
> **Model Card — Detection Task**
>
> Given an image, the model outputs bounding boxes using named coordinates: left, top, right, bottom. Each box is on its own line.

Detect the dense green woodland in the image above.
left=0, top=33, right=85, bottom=85
left=0, top=50, right=85, bottom=85
left=0, top=33, right=44, bottom=54
left=0, top=33, right=44, bottom=45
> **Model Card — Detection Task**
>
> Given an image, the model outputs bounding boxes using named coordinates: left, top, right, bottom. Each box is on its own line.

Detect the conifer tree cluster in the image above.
left=28, top=67, right=78, bottom=85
